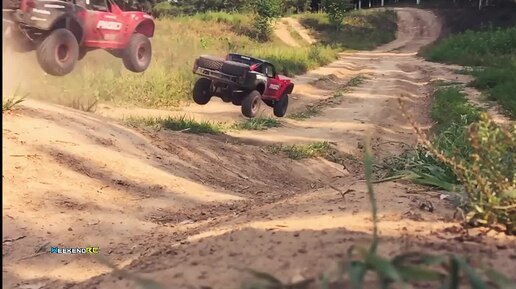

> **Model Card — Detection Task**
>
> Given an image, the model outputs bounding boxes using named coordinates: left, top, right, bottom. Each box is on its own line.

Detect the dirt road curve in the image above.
left=3, top=8, right=515, bottom=289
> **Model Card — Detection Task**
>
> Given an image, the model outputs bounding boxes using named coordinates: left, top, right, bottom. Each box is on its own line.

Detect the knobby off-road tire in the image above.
left=221, top=60, right=250, bottom=76
left=231, top=96, right=242, bottom=106
left=36, top=28, right=79, bottom=76
left=273, top=93, right=289, bottom=117
left=193, top=78, right=212, bottom=105
left=241, top=90, right=262, bottom=118
left=197, top=55, right=225, bottom=71
left=123, top=33, right=152, bottom=73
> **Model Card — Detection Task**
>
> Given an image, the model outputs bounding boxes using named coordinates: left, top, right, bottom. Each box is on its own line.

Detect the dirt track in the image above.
left=3, top=8, right=515, bottom=289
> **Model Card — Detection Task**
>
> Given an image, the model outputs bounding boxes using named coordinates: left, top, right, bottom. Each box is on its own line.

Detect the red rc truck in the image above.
left=2, top=0, right=155, bottom=76
left=192, top=53, right=295, bottom=118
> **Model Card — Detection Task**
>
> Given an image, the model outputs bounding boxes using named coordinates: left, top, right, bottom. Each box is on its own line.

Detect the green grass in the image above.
left=430, top=86, right=481, bottom=132
left=266, top=141, right=332, bottom=160
left=2, top=85, right=28, bottom=112
left=296, top=9, right=398, bottom=50
left=469, top=60, right=516, bottom=118
left=232, top=117, right=281, bottom=130
left=380, top=84, right=515, bottom=233
left=423, top=27, right=516, bottom=118
left=2, top=96, right=25, bottom=112
left=125, top=115, right=284, bottom=133
left=124, top=115, right=227, bottom=134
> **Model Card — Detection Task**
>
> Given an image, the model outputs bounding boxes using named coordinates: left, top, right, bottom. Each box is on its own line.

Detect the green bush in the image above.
left=152, top=1, right=181, bottom=18
left=425, top=27, right=516, bottom=66
left=424, top=27, right=516, bottom=118
left=387, top=96, right=515, bottom=234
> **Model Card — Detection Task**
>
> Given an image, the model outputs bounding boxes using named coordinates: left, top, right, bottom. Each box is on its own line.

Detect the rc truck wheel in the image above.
left=193, top=78, right=212, bottom=105
left=241, top=90, right=261, bottom=118
left=36, top=28, right=79, bottom=76
left=78, top=48, right=88, bottom=60
left=231, top=97, right=242, bottom=106
left=197, top=55, right=225, bottom=71
left=273, top=93, right=289, bottom=117
left=123, top=33, right=152, bottom=73
left=221, top=60, right=250, bottom=76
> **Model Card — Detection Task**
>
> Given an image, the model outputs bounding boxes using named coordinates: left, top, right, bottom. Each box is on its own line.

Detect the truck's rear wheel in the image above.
left=273, top=93, right=289, bottom=117
left=193, top=78, right=212, bottom=105
left=123, top=33, right=152, bottom=73
left=241, top=90, right=262, bottom=118
left=197, top=55, right=225, bottom=71
left=36, top=28, right=79, bottom=76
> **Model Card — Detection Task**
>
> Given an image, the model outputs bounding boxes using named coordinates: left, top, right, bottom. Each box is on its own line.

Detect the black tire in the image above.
left=197, top=55, right=225, bottom=71
left=193, top=78, right=212, bottom=105
left=221, top=60, right=250, bottom=76
left=36, top=28, right=79, bottom=76
left=108, top=49, right=123, bottom=58
left=231, top=97, right=242, bottom=106
left=273, top=94, right=289, bottom=117
left=263, top=99, right=274, bottom=108
left=241, top=90, right=262, bottom=118
left=122, top=33, right=152, bottom=73
left=78, top=48, right=88, bottom=60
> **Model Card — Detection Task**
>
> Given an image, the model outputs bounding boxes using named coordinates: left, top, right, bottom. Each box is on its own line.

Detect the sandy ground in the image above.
left=2, top=8, right=515, bottom=289
left=273, top=17, right=316, bottom=47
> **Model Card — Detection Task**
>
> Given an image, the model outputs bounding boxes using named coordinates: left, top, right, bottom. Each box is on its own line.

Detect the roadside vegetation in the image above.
left=423, top=26, right=516, bottom=118
left=380, top=83, right=515, bottom=234
left=2, top=85, right=27, bottom=112
left=266, top=141, right=333, bottom=160
left=125, top=115, right=282, bottom=133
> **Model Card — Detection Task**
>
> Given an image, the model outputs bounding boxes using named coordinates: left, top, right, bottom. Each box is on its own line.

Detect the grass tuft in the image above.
left=232, top=117, right=281, bottom=130
left=2, top=85, right=28, bottom=112
left=266, top=141, right=332, bottom=160
left=125, top=115, right=226, bottom=134
left=423, top=26, right=516, bottom=118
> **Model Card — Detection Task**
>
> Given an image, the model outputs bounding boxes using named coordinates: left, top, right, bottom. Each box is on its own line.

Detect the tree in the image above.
left=253, top=0, right=283, bottom=40
left=322, top=0, right=352, bottom=30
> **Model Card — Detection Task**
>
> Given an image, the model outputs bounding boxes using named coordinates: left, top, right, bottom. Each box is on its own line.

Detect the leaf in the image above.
left=441, top=258, right=460, bottom=289
left=366, top=253, right=402, bottom=282
left=319, top=274, right=330, bottom=289
left=397, top=265, right=445, bottom=282
left=346, top=261, right=367, bottom=289
left=454, top=256, right=489, bottom=289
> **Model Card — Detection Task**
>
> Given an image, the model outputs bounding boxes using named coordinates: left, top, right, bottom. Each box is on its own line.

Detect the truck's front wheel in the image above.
left=36, top=28, right=79, bottom=76
left=273, top=93, right=289, bottom=117
left=193, top=78, right=212, bottom=105
left=123, top=33, right=152, bottom=73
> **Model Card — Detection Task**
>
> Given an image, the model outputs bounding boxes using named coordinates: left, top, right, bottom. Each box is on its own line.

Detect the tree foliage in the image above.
left=322, top=0, right=353, bottom=30
left=253, top=0, right=284, bottom=40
